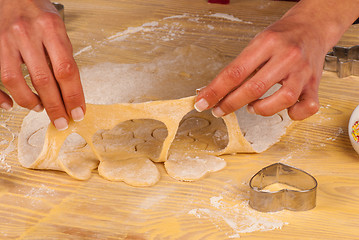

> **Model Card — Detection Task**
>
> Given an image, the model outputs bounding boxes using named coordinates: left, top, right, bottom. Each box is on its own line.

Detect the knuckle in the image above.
left=45, top=103, right=65, bottom=116
left=63, top=91, right=83, bottom=104
left=16, top=99, right=30, bottom=108
left=1, top=70, right=18, bottom=87
left=262, top=30, right=280, bottom=46
left=306, top=100, right=320, bottom=115
left=14, top=96, right=34, bottom=109
left=36, top=12, right=62, bottom=29
left=203, top=85, right=220, bottom=100
left=255, top=105, right=272, bottom=117
left=286, top=45, right=303, bottom=61
left=282, top=88, right=298, bottom=105
left=55, top=61, right=77, bottom=81
left=31, top=71, right=51, bottom=86
left=222, top=65, right=246, bottom=84
left=244, top=80, right=267, bottom=99
left=11, top=18, right=29, bottom=37
left=220, top=100, right=236, bottom=113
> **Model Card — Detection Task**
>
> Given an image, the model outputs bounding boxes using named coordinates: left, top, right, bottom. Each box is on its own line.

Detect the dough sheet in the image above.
left=18, top=45, right=291, bottom=186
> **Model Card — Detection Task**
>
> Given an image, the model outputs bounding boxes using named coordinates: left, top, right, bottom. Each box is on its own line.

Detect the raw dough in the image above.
left=98, top=157, right=160, bottom=187
left=18, top=45, right=291, bottom=186
left=165, top=152, right=227, bottom=181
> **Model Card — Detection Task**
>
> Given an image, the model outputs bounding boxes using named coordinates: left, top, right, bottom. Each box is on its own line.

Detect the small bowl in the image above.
left=349, top=105, right=359, bottom=154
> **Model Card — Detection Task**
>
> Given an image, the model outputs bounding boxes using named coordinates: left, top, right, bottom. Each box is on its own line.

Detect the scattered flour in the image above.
left=163, top=13, right=189, bottom=20
left=207, top=24, right=215, bottom=30
left=107, top=21, right=159, bottom=42
left=0, top=115, right=16, bottom=173
left=210, top=196, right=224, bottom=208
left=208, top=13, right=253, bottom=24
left=73, top=12, right=253, bottom=57
left=23, top=183, right=56, bottom=207
left=74, top=45, right=93, bottom=57
left=326, top=127, right=344, bottom=141
left=279, top=153, right=293, bottom=163
left=24, top=183, right=56, bottom=198
left=188, top=195, right=287, bottom=237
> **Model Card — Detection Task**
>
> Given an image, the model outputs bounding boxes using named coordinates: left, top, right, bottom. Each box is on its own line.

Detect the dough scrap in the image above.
left=18, top=45, right=292, bottom=186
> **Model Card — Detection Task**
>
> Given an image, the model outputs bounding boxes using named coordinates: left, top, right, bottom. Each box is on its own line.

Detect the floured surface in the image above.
left=1, top=0, right=359, bottom=239
left=18, top=45, right=291, bottom=186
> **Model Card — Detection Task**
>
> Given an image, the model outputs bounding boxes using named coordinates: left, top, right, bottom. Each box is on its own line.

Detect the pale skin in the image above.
left=195, top=0, right=359, bottom=120
left=0, top=0, right=85, bottom=131
left=0, top=0, right=359, bottom=131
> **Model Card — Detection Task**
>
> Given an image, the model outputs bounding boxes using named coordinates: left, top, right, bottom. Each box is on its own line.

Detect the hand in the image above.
left=195, top=0, right=359, bottom=121
left=195, top=19, right=324, bottom=120
left=0, top=0, right=85, bottom=130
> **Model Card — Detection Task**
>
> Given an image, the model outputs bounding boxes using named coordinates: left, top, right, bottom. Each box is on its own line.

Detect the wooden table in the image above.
left=1, top=0, right=359, bottom=239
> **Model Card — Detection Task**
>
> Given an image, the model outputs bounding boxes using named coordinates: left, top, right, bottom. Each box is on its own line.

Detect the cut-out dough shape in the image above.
left=18, top=45, right=292, bottom=186
left=98, top=157, right=160, bottom=186
left=165, top=152, right=226, bottom=181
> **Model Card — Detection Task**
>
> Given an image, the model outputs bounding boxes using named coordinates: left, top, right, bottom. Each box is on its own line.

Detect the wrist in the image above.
left=282, top=0, right=359, bottom=52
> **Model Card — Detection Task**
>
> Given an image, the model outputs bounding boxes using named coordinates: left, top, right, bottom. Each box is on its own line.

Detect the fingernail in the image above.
left=54, top=117, right=68, bottom=131
left=196, top=86, right=206, bottom=94
left=212, top=107, right=225, bottom=118
left=32, top=104, right=44, bottom=112
left=247, top=105, right=256, bottom=114
left=194, top=98, right=209, bottom=112
left=71, top=107, right=84, bottom=122
left=1, top=103, right=12, bottom=111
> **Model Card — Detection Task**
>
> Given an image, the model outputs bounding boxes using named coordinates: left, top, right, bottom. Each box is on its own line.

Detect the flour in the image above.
left=188, top=208, right=211, bottom=218
left=0, top=115, right=17, bottom=173
left=74, top=45, right=93, bottom=57
left=163, top=13, right=189, bottom=20
left=107, top=21, right=159, bottom=42
left=208, top=13, right=253, bottom=24
left=24, top=184, right=56, bottom=198
left=210, top=196, right=224, bottom=208
left=188, top=195, right=287, bottom=237
left=23, top=183, right=56, bottom=207
left=73, top=12, right=254, bottom=58
left=326, top=127, right=344, bottom=141
left=207, top=24, right=215, bottom=30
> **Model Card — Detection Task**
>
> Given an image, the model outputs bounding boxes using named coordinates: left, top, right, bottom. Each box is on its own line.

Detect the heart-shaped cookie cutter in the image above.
left=249, top=163, right=317, bottom=212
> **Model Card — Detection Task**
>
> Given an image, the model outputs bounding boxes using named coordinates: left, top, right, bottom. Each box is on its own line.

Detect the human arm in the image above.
left=0, top=0, right=85, bottom=130
left=195, top=0, right=359, bottom=120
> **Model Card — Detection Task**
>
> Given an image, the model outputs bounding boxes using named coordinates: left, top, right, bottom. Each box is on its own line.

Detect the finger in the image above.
left=194, top=38, right=273, bottom=112
left=287, top=88, right=320, bottom=120
left=14, top=31, right=69, bottom=130
left=211, top=55, right=292, bottom=117
left=41, top=14, right=86, bottom=122
left=247, top=72, right=306, bottom=116
left=0, top=90, right=13, bottom=111
left=0, top=40, right=42, bottom=111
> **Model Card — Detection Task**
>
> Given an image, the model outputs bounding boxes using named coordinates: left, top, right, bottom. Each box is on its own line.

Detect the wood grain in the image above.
left=0, top=0, right=359, bottom=239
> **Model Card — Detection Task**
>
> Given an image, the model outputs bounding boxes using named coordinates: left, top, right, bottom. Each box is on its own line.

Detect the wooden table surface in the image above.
left=1, top=0, right=359, bottom=239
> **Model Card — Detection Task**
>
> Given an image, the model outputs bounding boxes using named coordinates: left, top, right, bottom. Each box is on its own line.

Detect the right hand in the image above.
left=0, top=0, right=85, bottom=130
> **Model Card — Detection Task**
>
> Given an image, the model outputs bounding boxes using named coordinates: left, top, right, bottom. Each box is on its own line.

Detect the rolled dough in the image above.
left=18, top=45, right=291, bottom=186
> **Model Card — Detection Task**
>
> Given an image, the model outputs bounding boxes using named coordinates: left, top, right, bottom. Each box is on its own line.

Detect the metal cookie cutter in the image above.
left=324, top=45, right=359, bottom=78
left=52, top=2, right=64, bottom=20
left=249, top=163, right=317, bottom=212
